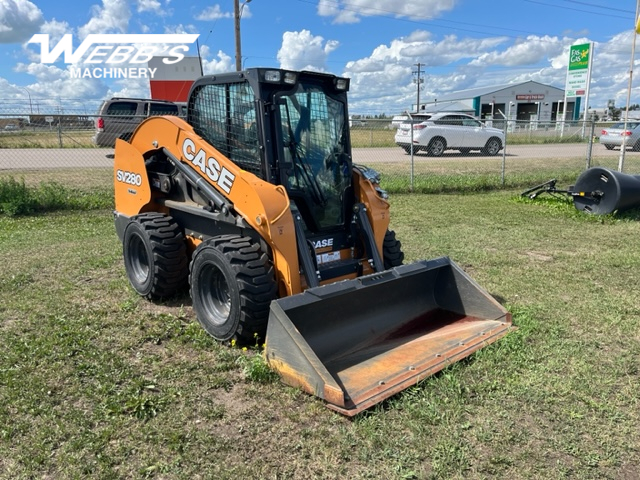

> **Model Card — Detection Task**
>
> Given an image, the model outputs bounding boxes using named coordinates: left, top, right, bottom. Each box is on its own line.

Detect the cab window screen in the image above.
left=189, top=83, right=262, bottom=178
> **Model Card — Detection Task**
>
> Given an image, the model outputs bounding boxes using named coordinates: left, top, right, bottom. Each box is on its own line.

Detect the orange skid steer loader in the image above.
left=113, top=68, right=512, bottom=416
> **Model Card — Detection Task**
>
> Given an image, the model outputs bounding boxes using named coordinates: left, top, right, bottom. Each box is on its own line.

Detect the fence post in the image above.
left=410, top=117, right=414, bottom=192
left=585, top=120, right=595, bottom=170
left=501, top=121, right=508, bottom=186
left=57, top=119, right=63, bottom=148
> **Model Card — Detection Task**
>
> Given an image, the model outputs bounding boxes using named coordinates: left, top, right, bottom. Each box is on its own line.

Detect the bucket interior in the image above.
left=268, top=260, right=511, bottom=413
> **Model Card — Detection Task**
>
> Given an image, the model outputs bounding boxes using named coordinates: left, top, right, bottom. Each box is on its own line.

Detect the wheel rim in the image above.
left=487, top=140, right=499, bottom=154
left=198, top=262, right=231, bottom=325
left=128, top=233, right=150, bottom=284
left=431, top=140, right=444, bottom=155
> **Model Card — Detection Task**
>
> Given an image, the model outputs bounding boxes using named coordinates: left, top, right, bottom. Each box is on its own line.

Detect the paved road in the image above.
left=352, top=143, right=624, bottom=164
left=0, top=143, right=629, bottom=170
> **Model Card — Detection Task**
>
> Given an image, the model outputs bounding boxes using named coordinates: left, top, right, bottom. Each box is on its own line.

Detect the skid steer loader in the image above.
left=113, top=68, right=512, bottom=416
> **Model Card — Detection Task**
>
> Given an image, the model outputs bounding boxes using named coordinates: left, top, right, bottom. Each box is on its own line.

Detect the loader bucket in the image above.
left=265, top=257, right=512, bottom=416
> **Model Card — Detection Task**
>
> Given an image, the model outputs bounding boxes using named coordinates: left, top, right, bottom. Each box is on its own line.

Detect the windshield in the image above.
left=276, top=82, right=350, bottom=230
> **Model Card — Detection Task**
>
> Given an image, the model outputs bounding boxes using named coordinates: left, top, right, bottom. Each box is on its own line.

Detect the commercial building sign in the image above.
left=516, top=94, right=545, bottom=101
left=564, top=43, right=592, bottom=97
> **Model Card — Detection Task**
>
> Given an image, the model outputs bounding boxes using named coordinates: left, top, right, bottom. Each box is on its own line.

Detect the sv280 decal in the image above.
left=116, top=169, right=142, bottom=186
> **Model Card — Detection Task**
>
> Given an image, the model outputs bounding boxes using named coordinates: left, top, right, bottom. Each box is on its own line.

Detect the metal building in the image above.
left=415, top=81, right=578, bottom=123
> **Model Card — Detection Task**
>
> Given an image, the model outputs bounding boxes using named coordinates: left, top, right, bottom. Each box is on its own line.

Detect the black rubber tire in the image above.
left=632, top=140, right=640, bottom=152
left=402, top=146, right=411, bottom=154
left=604, top=144, right=615, bottom=150
left=190, top=235, right=277, bottom=343
left=482, top=137, right=502, bottom=156
left=123, top=213, right=189, bottom=300
left=382, top=230, right=404, bottom=270
left=427, top=137, right=446, bottom=156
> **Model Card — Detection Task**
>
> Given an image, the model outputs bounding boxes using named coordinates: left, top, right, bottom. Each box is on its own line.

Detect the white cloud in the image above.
left=195, top=4, right=251, bottom=21
left=346, top=31, right=509, bottom=73
left=107, top=75, right=150, bottom=100
left=318, top=0, right=458, bottom=24
left=0, top=64, right=109, bottom=113
left=277, top=30, right=338, bottom=72
left=15, top=61, right=68, bottom=82
left=0, top=0, right=43, bottom=43
left=78, top=0, right=131, bottom=38
left=200, top=46, right=233, bottom=74
left=469, top=35, right=566, bottom=67
left=40, top=18, right=70, bottom=43
left=163, top=23, right=199, bottom=35
left=137, top=0, right=160, bottom=13
left=195, top=4, right=230, bottom=20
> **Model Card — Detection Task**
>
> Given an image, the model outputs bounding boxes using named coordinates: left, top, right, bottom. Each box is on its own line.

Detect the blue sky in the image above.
left=0, top=0, right=638, bottom=114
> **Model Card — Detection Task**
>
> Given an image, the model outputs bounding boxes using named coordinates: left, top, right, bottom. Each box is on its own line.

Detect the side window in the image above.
left=461, top=116, right=481, bottom=127
left=106, top=101, right=137, bottom=117
left=434, top=116, right=461, bottom=126
left=189, top=82, right=262, bottom=178
left=149, top=103, right=179, bottom=116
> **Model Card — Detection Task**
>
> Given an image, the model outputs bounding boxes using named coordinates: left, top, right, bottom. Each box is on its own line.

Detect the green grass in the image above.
left=347, top=125, right=593, bottom=148
left=0, top=129, right=96, bottom=148
left=0, top=176, right=113, bottom=216
left=1, top=192, right=639, bottom=479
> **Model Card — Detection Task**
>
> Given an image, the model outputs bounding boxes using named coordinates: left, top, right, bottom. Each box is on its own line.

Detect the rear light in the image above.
left=601, top=129, right=607, bottom=135
left=97, top=117, right=104, bottom=131
left=622, top=130, right=632, bottom=136
left=413, top=124, right=426, bottom=130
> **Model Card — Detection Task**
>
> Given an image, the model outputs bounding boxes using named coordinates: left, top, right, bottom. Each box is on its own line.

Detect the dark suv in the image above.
left=93, top=97, right=179, bottom=148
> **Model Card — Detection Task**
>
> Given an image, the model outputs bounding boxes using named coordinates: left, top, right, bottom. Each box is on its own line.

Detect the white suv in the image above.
left=394, top=112, right=504, bottom=156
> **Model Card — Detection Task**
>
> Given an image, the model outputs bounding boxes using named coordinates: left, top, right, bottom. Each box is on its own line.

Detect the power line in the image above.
left=295, top=0, right=545, bottom=39
left=523, top=0, right=633, bottom=19
left=558, top=0, right=634, bottom=14
left=298, top=0, right=633, bottom=40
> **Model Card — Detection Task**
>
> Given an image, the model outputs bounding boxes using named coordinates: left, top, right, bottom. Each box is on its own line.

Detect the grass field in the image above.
left=1, top=189, right=639, bottom=479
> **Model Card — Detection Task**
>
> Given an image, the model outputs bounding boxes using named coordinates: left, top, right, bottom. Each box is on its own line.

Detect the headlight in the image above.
left=264, top=70, right=281, bottom=82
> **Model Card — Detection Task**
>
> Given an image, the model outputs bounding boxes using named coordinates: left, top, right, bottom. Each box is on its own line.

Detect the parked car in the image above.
left=394, top=112, right=505, bottom=156
left=93, top=97, right=180, bottom=148
left=391, top=115, right=409, bottom=128
left=4, top=123, right=19, bottom=131
left=599, top=121, right=640, bottom=151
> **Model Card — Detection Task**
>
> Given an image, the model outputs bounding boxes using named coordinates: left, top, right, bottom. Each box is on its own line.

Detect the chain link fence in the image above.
left=1, top=112, right=639, bottom=194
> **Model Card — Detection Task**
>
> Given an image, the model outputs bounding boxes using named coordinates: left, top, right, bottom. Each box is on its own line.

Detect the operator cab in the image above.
left=187, top=68, right=354, bottom=235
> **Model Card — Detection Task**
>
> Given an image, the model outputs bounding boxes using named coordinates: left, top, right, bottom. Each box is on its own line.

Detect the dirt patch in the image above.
left=525, top=251, right=554, bottom=261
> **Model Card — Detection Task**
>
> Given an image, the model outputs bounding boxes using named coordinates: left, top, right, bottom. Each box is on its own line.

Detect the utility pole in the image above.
left=412, top=63, right=425, bottom=113
left=234, top=0, right=252, bottom=71
left=234, top=0, right=241, bottom=71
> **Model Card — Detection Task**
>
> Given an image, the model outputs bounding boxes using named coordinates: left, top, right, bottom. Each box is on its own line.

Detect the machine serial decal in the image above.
left=116, top=169, right=142, bottom=186
left=182, top=137, right=236, bottom=194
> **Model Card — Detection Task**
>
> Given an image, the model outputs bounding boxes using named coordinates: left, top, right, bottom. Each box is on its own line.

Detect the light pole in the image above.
left=20, top=86, right=33, bottom=115
left=20, top=86, right=33, bottom=130
left=234, top=0, right=252, bottom=71
left=508, top=101, right=515, bottom=133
